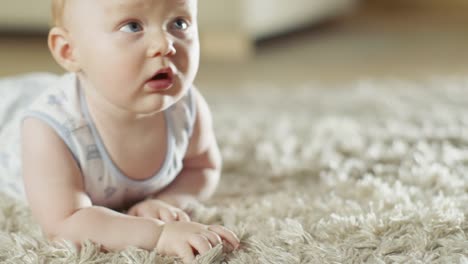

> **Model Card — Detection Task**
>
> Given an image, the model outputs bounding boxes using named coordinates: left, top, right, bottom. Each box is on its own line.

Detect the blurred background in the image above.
left=0, top=0, right=467, bottom=88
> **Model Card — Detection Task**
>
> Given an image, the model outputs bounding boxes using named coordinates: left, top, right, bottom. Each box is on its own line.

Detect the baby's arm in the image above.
left=22, top=118, right=162, bottom=250
left=154, top=87, right=222, bottom=208
left=22, top=118, right=239, bottom=260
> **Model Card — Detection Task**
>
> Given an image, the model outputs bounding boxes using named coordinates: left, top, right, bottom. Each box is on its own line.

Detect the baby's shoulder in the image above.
left=25, top=73, right=87, bottom=132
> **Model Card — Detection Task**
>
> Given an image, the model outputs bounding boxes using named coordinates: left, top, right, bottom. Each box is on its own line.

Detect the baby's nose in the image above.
left=147, top=34, right=176, bottom=57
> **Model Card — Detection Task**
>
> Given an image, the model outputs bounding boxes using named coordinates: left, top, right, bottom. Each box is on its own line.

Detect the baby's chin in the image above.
left=133, top=93, right=179, bottom=115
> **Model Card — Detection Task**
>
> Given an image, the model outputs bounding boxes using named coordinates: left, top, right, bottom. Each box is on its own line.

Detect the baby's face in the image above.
left=63, top=0, right=199, bottom=114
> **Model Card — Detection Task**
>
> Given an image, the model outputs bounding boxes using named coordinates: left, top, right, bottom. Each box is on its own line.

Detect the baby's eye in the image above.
left=119, top=22, right=143, bottom=33
left=171, top=18, right=189, bottom=31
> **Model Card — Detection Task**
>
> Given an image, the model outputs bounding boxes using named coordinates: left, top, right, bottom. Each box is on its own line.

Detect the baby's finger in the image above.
left=127, top=206, right=138, bottom=216
left=180, top=242, right=196, bottom=264
left=188, top=234, right=212, bottom=255
left=159, top=208, right=177, bottom=223
left=202, top=230, right=223, bottom=248
left=208, top=225, right=240, bottom=249
left=176, top=210, right=191, bottom=222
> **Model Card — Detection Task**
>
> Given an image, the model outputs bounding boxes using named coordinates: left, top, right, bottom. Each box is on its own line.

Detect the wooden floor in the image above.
left=1, top=6, right=468, bottom=89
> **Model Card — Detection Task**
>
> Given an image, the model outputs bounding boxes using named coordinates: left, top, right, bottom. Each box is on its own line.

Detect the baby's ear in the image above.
left=48, top=27, right=80, bottom=72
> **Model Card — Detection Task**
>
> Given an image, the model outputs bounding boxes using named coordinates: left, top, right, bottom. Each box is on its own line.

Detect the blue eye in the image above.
left=119, top=22, right=143, bottom=33
left=172, top=18, right=189, bottom=31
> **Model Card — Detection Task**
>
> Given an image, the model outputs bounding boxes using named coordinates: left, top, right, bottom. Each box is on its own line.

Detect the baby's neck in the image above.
left=80, top=87, right=163, bottom=140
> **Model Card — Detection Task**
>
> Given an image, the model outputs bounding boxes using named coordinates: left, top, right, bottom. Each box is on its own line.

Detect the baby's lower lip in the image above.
left=146, top=78, right=174, bottom=91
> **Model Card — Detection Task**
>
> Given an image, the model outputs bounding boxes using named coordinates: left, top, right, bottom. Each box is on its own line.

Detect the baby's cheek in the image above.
left=178, top=56, right=199, bottom=87
left=102, top=59, right=140, bottom=86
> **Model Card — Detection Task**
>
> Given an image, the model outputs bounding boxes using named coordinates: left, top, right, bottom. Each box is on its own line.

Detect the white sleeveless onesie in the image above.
left=0, top=73, right=196, bottom=210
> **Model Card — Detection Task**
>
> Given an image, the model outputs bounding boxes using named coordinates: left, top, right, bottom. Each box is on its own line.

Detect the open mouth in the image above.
left=152, top=72, right=170, bottom=80
left=146, top=68, right=174, bottom=90
left=149, top=68, right=173, bottom=81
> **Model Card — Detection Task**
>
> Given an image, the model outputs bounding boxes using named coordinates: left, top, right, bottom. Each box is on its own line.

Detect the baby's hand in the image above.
left=127, top=199, right=190, bottom=222
left=156, top=222, right=240, bottom=264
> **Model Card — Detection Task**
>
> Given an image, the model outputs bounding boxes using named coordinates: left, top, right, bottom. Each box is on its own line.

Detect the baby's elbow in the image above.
left=40, top=210, right=85, bottom=247
left=43, top=229, right=56, bottom=241
left=47, top=231, right=78, bottom=246
left=44, top=223, right=86, bottom=251
left=42, top=222, right=69, bottom=243
left=42, top=225, right=74, bottom=248
left=38, top=218, right=64, bottom=241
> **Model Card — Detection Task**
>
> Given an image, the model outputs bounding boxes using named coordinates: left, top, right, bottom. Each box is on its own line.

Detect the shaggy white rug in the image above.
left=0, top=74, right=467, bottom=263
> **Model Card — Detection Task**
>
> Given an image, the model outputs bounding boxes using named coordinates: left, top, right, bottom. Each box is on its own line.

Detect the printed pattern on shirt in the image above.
left=86, top=145, right=101, bottom=161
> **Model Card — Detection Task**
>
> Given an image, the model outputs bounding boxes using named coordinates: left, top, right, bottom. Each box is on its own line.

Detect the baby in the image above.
left=19, top=0, right=239, bottom=262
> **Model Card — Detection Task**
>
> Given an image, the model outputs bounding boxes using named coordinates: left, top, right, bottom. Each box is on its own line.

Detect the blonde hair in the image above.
left=51, top=0, right=66, bottom=27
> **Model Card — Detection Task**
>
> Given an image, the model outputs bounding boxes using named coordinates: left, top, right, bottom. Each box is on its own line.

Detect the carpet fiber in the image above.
left=0, top=75, right=467, bottom=263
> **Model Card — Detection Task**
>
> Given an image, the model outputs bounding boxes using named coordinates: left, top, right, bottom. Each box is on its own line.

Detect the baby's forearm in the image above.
left=52, top=206, right=164, bottom=251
